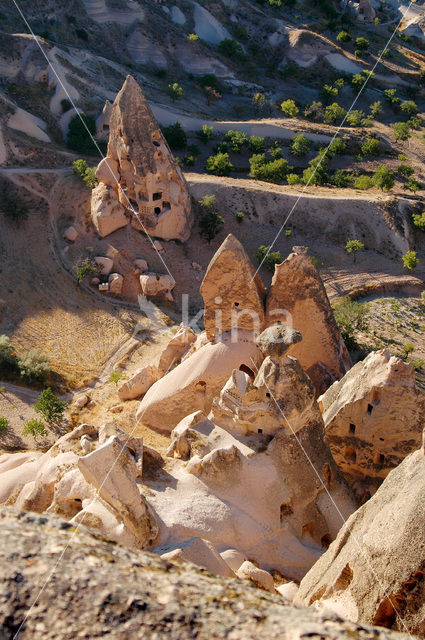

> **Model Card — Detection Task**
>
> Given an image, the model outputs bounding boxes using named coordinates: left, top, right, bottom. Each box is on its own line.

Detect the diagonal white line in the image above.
left=249, top=355, right=415, bottom=639
left=251, top=0, right=415, bottom=281
left=9, top=0, right=176, bottom=282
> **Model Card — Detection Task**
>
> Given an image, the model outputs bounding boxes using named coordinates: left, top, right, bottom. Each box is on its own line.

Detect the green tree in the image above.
left=235, top=211, right=244, bottom=223
left=328, top=137, right=346, bottom=156
left=23, top=418, right=47, bottom=438
left=255, top=245, right=283, bottom=272
left=252, top=92, right=266, bottom=113
left=353, top=175, right=373, bottom=190
left=287, top=173, right=300, bottom=185
left=167, top=82, right=184, bottom=102
left=372, top=165, right=394, bottom=191
left=0, top=417, right=8, bottom=436
left=218, top=38, right=243, bottom=58
left=248, top=136, right=265, bottom=153
left=324, top=103, right=346, bottom=124
left=225, top=130, right=249, bottom=152
left=281, top=99, right=299, bottom=117
left=361, top=138, right=380, bottom=157
left=355, top=37, right=369, bottom=50
left=67, top=114, right=97, bottom=153
left=162, top=122, right=187, bottom=149
left=206, top=152, right=234, bottom=176
left=346, top=109, right=368, bottom=127
left=392, top=121, right=411, bottom=141
left=35, top=388, right=67, bottom=423
left=302, top=153, right=329, bottom=186
left=187, top=33, right=199, bottom=42
left=402, top=250, right=419, bottom=270
left=196, top=125, right=214, bottom=143
left=198, top=195, right=224, bottom=243
left=249, top=154, right=292, bottom=183
left=304, top=101, right=324, bottom=122
left=331, top=170, right=352, bottom=187
left=404, top=177, right=422, bottom=193
left=73, top=159, right=98, bottom=188
left=320, top=83, right=338, bottom=104
left=332, top=297, right=368, bottom=350
left=337, top=30, right=351, bottom=42
left=369, top=101, right=383, bottom=119
left=397, top=164, right=414, bottom=178
left=401, top=100, right=418, bottom=117
left=18, top=350, right=50, bottom=384
left=345, top=239, right=365, bottom=263
left=75, top=258, right=96, bottom=283
left=291, top=133, right=312, bottom=157
left=412, top=211, right=425, bottom=231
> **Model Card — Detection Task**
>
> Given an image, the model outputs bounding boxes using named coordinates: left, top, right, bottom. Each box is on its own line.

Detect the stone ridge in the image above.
left=0, top=508, right=411, bottom=640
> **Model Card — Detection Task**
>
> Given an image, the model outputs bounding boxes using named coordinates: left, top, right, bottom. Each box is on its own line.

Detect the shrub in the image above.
left=167, top=82, right=184, bottom=101
left=252, top=92, right=266, bottom=113
left=397, top=164, right=414, bottom=177
left=218, top=38, right=243, bottom=58
left=281, top=99, right=299, bottom=117
left=337, top=30, right=351, bottom=42
left=345, top=239, right=365, bottom=263
left=225, top=130, right=249, bottom=152
left=411, top=358, right=424, bottom=371
left=372, top=165, right=394, bottom=191
left=332, top=297, right=368, bottom=350
left=0, top=335, right=18, bottom=377
left=235, top=211, right=244, bottom=223
left=18, top=349, right=50, bottom=384
left=351, top=73, right=364, bottom=90
left=353, top=175, right=373, bottom=190
left=324, top=103, right=346, bottom=124
left=162, top=122, right=187, bottom=149
left=255, top=245, right=283, bottom=272
left=269, top=145, right=283, bottom=159
left=248, top=136, right=265, bottom=153
left=196, top=125, right=214, bottom=143
left=187, top=33, right=199, bottom=42
left=198, top=195, right=224, bottom=244
left=355, top=37, right=369, bottom=50
left=35, top=388, right=68, bottom=423
left=369, top=101, right=383, bottom=119
left=328, top=137, right=346, bottom=156
left=109, top=370, right=126, bottom=385
left=67, top=114, right=97, bottom=153
left=23, top=418, right=47, bottom=438
left=331, top=170, right=352, bottom=187
left=302, top=153, right=329, bottom=186
left=73, top=159, right=98, bottom=188
left=287, top=173, right=300, bottom=185
left=392, top=121, right=411, bottom=141
left=384, top=88, right=400, bottom=107
left=412, top=210, right=425, bottom=231
left=320, top=83, right=339, bottom=104
left=402, top=250, right=419, bottom=270
left=402, top=342, right=415, bottom=357
left=285, top=229, right=292, bottom=237
left=304, top=101, right=324, bottom=122
left=346, top=110, right=368, bottom=127
left=0, top=417, right=8, bottom=436
left=233, top=24, right=248, bottom=39
left=291, top=133, right=312, bottom=157
left=205, top=152, right=234, bottom=176
left=401, top=100, right=418, bottom=117
left=404, top=177, right=422, bottom=193
left=75, top=258, right=96, bottom=283
left=249, top=154, right=292, bottom=183
left=361, top=138, right=380, bottom=157
left=183, top=155, right=196, bottom=167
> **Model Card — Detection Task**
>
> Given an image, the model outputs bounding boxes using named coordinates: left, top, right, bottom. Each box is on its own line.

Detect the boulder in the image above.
left=118, top=364, right=159, bottom=401
left=318, top=349, right=425, bottom=501
left=139, top=273, right=175, bottom=301
left=256, top=325, right=302, bottom=358
left=63, top=225, right=78, bottom=242
left=161, top=537, right=235, bottom=578
left=94, top=256, right=114, bottom=275
left=158, top=324, right=197, bottom=375
left=236, top=561, right=275, bottom=592
left=100, top=75, right=192, bottom=242
left=220, top=548, right=247, bottom=573
left=91, top=183, right=128, bottom=237
left=201, top=234, right=266, bottom=341
left=277, top=582, right=299, bottom=603
left=95, top=156, right=119, bottom=187
left=108, top=272, right=123, bottom=295
left=265, top=250, right=351, bottom=395
left=296, top=445, right=425, bottom=636
left=134, top=258, right=148, bottom=272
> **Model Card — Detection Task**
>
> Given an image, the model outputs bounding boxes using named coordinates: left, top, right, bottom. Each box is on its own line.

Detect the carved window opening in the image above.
left=280, top=502, right=293, bottom=523
left=344, top=446, right=357, bottom=463
left=153, top=192, right=162, bottom=201
left=349, top=423, right=356, bottom=434
left=154, top=207, right=161, bottom=215
left=234, top=302, right=240, bottom=307
left=367, top=403, right=374, bottom=415
left=374, top=452, right=385, bottom=466
left=321, top=533, right=331, bottom=548
left=239, top=364, right=255, bottom=380
left=152, top=140, right=160, bottom=147
left=258, top=428, right=263, bottom=434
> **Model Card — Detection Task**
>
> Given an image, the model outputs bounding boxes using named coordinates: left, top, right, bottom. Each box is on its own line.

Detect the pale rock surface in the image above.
left=0, top=508, right=408, bottom=640
left=134, top=258, right=148, bottom=272
left=91, top=182, right=128, bottom=237
left=95, top=156, right=119, bottom=187
left=136, top=331, right=263, bottom=432
left=160, top=537, right=235, bottom=578
left=237, top=561, right=275, bottom=592
left=118, top=364, right=160, bottom=401
left=277, top=581, right=299, bottom=603
left=265, top=250, right=351, bottom=394
left=63, top=225, right=78, bottom=242
left=140, top=273, right=175, bottom=301
left=97, top=75, right=192, bottom=242
left=108, top=272, right=123, bottom=295
left=95, top=99, right=112, bottom=141
left=220, top=548, right=248, bottom=572
left=94, top=256, right=113, bottom=275
left=318, top=349, right=425, bottom=500
left=201, top=234, right=266, bottom=341
left=158, top=324, right=197, bottom=375
left=73, top=393, right=90, bottom=409
left=256, top=325, right=302, bottom=358
left=296, top=445, right=425, bottom=636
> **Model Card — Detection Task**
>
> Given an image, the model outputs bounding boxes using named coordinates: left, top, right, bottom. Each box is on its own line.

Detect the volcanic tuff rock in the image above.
left=91, top=181, right=128, bottom=237
left=318, top=349, right=425, bottom=501
left=200, top=234, right=266, bottom=341
left=0, top=509, right=409, bottom=640
left=92, top=75, right=192, bottom=242
left=266, top=250, right=351, bottom=395
left=296, top=444, right=425, bottom=636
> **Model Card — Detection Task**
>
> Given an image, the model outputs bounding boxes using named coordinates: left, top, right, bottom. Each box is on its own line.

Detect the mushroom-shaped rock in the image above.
left=63, top=226, right=78, bottom=242
left=140, top=273, right=175, bottom=301
left=318, top=349, right=425, bottom=500
left=160, top=537, right=235, bottom=578
left=256, top=325, right=302, bottom=358
left=91, top=182, right=128, bottom=237
left=236, top=561, right=275, bottom=592
left=94, top=256, right=114, bottom=275
left=136, top=331, right=263, bottom=432
left=95, top=156, right=119, bottom=187
left=296, top=445, right=425, bottom=636
left=118, top=364, right=159, bottom=401
left=99, top=75, right=192, bottom=242
left=201, top=234, right=266, bottom=341
left=265, top=250, right=351, bottom=395
left=108, top=272, right=123, bottom=295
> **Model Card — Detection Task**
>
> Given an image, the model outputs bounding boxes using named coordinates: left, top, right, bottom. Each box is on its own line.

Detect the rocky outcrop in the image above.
left=0, top=508, right=407, bottom=640
left=160, top=536, right=235, bottom=578
left=296, top=444, right=425, bottom=636
left=91, top=181, right=128, bottom=237
left=318, top=349, right=425, bottom=501
left=265, top=249, right=351, bottom=395
left=139, top=273, right=176, bottom=301
left=201, top=234, right=266, bottom=341
left=118, top=364, right=160, bottom=401
left=93, top=75, right=192, bottom=242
